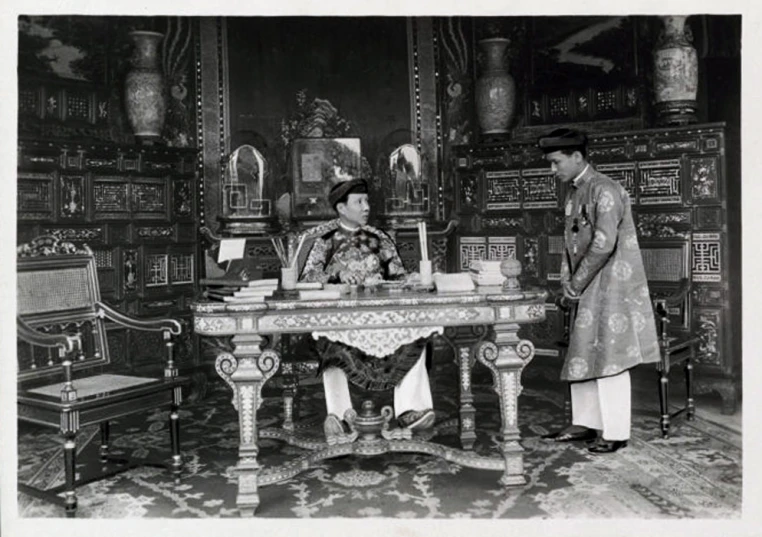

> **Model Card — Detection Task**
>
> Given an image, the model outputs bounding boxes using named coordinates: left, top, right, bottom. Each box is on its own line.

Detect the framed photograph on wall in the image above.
left=291, top=138, right=362, bottom=221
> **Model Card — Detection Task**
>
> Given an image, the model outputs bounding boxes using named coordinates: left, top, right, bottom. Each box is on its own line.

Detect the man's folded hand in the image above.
left=562, top=281, right=580, bottom=302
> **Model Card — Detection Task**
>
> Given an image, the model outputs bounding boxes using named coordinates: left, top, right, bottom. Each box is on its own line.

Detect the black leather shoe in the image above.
left=542, top=428, right=598, bottom=443
left=587, top=439, right=628, bottom=454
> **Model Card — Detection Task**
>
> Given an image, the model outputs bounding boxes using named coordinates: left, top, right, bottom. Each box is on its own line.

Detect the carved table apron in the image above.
left=192, top=287, right=547, bottom=517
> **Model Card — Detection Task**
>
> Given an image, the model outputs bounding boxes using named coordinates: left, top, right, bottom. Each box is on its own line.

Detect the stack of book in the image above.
left=201, top=278, right=279, bottom=303
left=469, top=260, right=506, bottom=287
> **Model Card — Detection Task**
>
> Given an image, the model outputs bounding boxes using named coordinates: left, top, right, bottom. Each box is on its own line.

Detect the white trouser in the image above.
left=570, top=370, right=631, bottom=441
left=323, top=349, right=433, bottom=419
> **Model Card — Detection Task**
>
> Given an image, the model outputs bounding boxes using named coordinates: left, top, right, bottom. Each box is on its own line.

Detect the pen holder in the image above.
left=281, top=266, right=298, bottom=290
left=419, top=260, right=433, bottom=286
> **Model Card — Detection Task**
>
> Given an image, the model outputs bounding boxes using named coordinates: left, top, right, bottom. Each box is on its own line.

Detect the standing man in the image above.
left=538, top=128, right=660, bottom=454
left=300, top=178, right=435, bottom=441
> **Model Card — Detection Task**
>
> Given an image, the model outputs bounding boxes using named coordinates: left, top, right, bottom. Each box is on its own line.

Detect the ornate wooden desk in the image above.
left=191, top=286, right=547, bottom=516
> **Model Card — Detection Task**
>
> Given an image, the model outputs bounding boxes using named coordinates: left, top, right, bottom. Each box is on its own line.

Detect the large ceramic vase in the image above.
left=475, top=38, right=516, bottom=135
left=124, top=31, right=166, bottom=144
left=653, top=16, right=698, bottom=125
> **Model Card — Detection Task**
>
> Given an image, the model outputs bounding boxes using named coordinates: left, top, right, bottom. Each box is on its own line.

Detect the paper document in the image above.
left=218, top=238, right=246, bottom=263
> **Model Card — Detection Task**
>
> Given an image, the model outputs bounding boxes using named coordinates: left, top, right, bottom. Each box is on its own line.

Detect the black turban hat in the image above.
left=328, top=178, right=368, bottom=209
left=537, top=128, right=588, bottom=154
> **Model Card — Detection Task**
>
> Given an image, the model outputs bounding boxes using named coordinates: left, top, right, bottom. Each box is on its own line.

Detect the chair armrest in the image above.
left=659, top=278, right=692, bottom=308
left=200, top=225, right=223, bottom=246
left=17, top=317, right=80, bottom=352
left=96, top=302, right=182, bottom=336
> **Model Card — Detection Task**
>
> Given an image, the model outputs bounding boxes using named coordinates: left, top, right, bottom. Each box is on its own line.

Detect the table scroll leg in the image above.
left=475, top=323, right=535, bottom=487
left=218, top=335, right=280, bottom=517
left=458, top=346, right=477, bottom=450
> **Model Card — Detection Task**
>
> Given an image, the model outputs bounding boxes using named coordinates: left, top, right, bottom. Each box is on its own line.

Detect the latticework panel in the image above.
left=18, top=267, right=94, bottom=315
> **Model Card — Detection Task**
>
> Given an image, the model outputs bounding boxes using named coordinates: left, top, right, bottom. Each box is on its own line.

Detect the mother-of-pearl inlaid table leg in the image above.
left=443, top=325, right=489, bottom=450
left=215, top=333, right=280, bottom=517
left=475, top=321, right=535, bottom=486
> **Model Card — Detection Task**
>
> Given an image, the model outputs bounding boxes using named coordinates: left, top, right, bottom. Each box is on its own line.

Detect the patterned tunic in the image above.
left=299, top=220, right=426, bottom=390
left=301, top=220, right=406, bottom=285
left=561, top=167, right=660, bottom=382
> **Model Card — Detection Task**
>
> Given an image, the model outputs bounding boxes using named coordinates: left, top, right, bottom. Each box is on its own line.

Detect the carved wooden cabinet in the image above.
left=17, top=138, right=201, bottom=373
left=451, top=123, right=740, bottom=413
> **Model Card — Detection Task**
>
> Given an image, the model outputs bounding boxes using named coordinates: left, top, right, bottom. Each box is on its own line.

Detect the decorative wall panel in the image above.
left=689, top=156, right=721, bottom=203
left=459, top=236, right=487, bottom=271
left=692, top=232, right=722, bottom=283
left=94, top=178, right=130, bottom=217
left=485, top=170, right=521, bottom=211
left=521, top=168, right=557, bottom=209
left=638, top=159, right=682, bottom=205
left=146, top=254, right=169, bottom=287
left=18, top=172, right=55, bottom=220
left=596, top=162, right=636, bottom=198
left=59, top=175, right=86, bottom=218
left=487, top=236, right=517, bottom=261
left=171, top=254, right=195, bottom=284
left=132, top=181, right=168, bottom=218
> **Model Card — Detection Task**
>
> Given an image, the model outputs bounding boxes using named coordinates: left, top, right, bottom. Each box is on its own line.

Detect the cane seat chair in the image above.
left=17, top=236, right=188, bottom=517
left=653, top=278, right=697, bottom=438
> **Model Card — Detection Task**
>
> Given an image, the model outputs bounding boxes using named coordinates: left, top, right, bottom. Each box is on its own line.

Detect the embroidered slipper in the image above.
left=398, top=409, right=435, bottom=431
left=323, top=414, right=349, bottom=441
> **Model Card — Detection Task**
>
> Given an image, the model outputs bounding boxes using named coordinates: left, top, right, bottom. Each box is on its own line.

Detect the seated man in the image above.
left=300, top=178, right=435, bottom=439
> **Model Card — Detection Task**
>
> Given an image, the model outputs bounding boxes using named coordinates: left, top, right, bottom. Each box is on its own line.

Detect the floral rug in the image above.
left=17, top=360, right=742, bottom=518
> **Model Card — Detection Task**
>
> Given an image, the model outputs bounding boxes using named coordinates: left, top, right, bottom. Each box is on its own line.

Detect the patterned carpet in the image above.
left=17, top=359, right=742, bottom=518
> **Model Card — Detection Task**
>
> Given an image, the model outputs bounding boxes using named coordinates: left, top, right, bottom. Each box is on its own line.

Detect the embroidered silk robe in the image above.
left=300, top=220, right=406, bottom=285
left=561, top=167, right=660, bottom=382
left=299, top=220, right=424, bottom=391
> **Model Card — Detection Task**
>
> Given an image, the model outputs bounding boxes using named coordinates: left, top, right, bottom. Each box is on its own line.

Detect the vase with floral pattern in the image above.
left=124, top=31, right=166, bottom=144
left=475, top=38, right=516, bottom=135
left=653, top=16, right=698, bottom=125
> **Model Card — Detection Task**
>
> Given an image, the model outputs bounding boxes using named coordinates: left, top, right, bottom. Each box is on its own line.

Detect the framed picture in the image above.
left=529, top=16, right=640, bottom=89
left=291, top=138, right=362, bottom=220
left=524, top=16, right=643, bottom=125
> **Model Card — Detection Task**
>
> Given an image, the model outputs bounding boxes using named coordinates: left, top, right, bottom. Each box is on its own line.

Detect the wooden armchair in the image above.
left=17, top=236, right=189, bottom=517
left=653, top=278, right=697, bottom=438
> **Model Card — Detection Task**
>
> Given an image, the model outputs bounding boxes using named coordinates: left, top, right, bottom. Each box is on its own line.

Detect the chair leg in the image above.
left=63, top=432, right=78, bottom=518
left=292, top=379, right=301, bottom=422
left=457, top=346, right=476, bottom=450
left=282, top=387, right=296, bottom=432
left=685, top=356, right=695, bottom=421
left=169, top=402, right=182, bottom=485
left=99, top=422, right=110, bottom=464
left=658, top=368, right=670, bottom=438
left=564, top=383, right=572, bottom=421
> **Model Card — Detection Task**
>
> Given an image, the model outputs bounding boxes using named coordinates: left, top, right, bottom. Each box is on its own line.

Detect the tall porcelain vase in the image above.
left=124, top=31, right=166, bottom=143
left=653, top=16, right=698, bottom=125
left=475, top=38, right=516, bottom=135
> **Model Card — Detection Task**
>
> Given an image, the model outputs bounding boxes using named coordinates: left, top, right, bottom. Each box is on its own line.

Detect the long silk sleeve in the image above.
left=299, top=237, right=331, bottom=284
left=569, top=183, right=624, bottom=295
left=378, top=232, right=407, bottom=280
